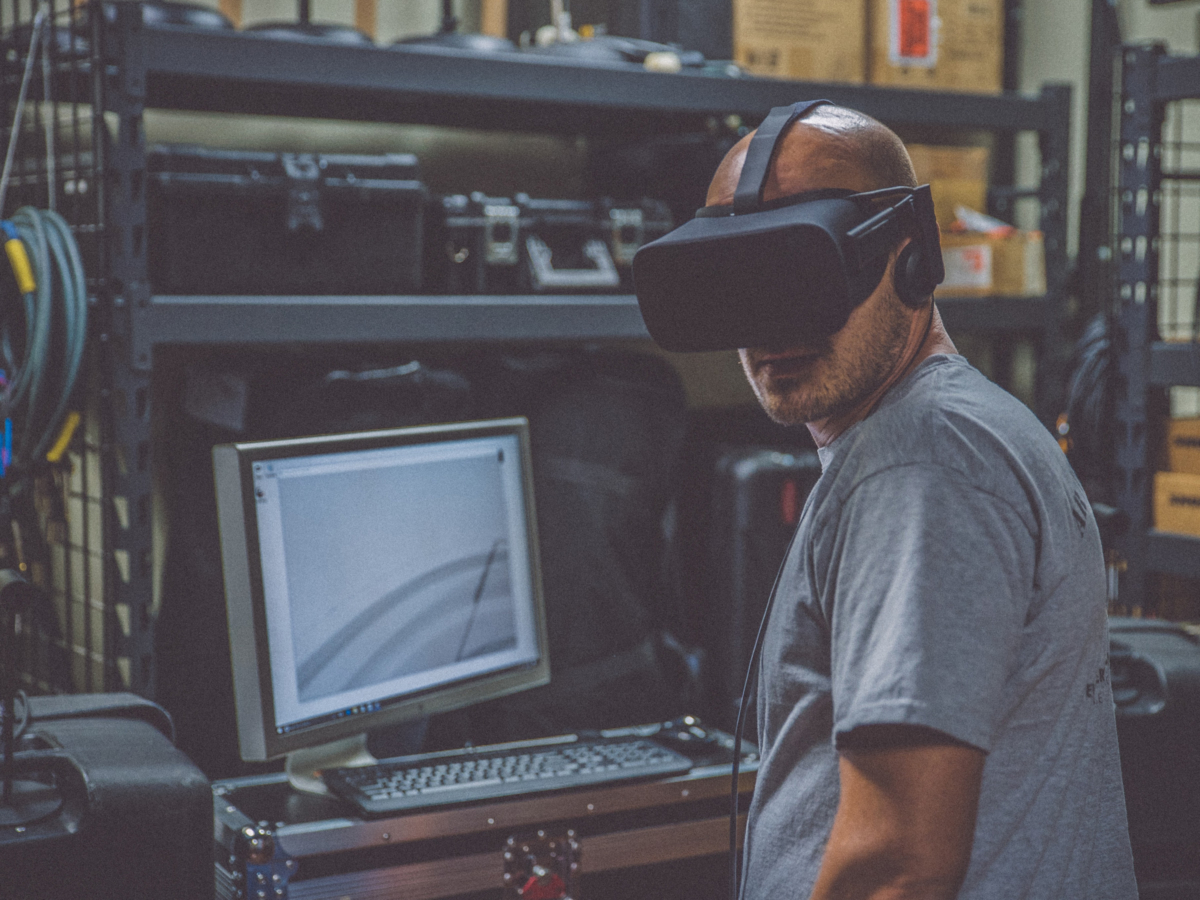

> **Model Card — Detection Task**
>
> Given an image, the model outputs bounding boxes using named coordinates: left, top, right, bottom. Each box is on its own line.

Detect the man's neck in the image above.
left=806, top=302, right=958, bottom=449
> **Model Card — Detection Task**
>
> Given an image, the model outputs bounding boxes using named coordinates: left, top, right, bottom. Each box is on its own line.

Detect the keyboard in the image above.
left=322, top=734, right=695, bottom=816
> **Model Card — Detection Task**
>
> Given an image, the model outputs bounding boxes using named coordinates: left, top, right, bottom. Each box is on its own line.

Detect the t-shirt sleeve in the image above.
left=817, top=462, right=1034, bottom=753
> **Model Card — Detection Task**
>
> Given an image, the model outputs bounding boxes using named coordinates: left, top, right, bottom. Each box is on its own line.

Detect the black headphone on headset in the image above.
left=894, top=231, right=940, bottom=309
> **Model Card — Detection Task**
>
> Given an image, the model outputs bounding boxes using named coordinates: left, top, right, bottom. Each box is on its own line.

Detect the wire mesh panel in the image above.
left=1, top=0, right=110, bottom=693
left=1158, top=99, right=1200, bottom=418
left=1114, top=46, right=1200, bottom=618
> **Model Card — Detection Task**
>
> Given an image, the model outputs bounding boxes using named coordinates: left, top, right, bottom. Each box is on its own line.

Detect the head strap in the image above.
left=732, top=99, right=831, bottom=215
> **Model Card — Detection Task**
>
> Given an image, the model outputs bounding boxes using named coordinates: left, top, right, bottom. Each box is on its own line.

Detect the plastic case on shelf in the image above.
left=426, top=193, right=672, bottom=294
left=147, top=145, right=428, bottom=295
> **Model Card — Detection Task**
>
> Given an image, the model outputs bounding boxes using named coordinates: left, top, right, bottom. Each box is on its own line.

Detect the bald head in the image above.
left=707, top=105, right=916, bottom=207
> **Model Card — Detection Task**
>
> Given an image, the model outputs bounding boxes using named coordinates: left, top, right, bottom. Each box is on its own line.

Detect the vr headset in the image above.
left=632, top=99, right=945, bottom=353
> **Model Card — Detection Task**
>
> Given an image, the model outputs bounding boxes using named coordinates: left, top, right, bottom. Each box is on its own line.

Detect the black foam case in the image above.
left=148, top=145, right=427, bottom=295
left=0, top=693, right=211, bottom=900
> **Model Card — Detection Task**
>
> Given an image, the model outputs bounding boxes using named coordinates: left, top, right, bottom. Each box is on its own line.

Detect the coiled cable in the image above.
left=0, top=206, right=88, bottom=473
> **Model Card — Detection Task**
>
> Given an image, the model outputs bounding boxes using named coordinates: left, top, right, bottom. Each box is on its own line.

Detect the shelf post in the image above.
left=1036, top=83, right=1073, bottom=428
left=1113, top=44, right=1166, bottom=611
left=100, top=2, right=156, bottom=695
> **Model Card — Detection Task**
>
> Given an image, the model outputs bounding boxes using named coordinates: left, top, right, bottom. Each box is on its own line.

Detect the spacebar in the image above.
left=419, top=778, right=503, bottom=794
left=357, top=776, right=554, bottom=812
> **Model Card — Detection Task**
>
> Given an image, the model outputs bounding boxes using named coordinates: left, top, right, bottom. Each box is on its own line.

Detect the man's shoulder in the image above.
left=826, top=355, right=1068, bottom=505
left=851, top=355, right=1043, bottom=453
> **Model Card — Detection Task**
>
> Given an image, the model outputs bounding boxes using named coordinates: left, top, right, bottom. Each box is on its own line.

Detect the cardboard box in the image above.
left=1154, top=470, right=1200, bottom=538
left=734, top=0, right=866, bottom=83
left=906, top=144, right=990, bottom=228
left=937, top=230, right=1045, bottom=298
left=1167, top=418, right=1200, bottom=475
left=869, top=0, right=1004, bottom=94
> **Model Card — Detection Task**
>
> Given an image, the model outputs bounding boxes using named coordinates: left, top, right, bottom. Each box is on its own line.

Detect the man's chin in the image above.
left=758, top=393, right=830, bottom=427
left=753, top=378, right=853, bottom=426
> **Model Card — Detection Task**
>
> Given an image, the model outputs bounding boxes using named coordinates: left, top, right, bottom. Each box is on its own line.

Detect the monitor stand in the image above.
left=285, top=733, right=377, bottom=795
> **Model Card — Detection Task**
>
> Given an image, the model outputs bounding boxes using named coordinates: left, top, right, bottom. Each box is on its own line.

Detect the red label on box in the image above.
left=962, top=246, right=988, bottom=273
left=898, top=0, right=932, bottom=59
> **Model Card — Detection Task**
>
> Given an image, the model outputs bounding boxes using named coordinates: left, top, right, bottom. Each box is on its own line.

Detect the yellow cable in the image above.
left=45, top=410, right=80, bottom=463
left=4, top=236, right=35, bottom=293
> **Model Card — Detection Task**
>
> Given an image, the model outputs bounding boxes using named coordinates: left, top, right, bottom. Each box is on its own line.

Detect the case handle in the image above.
left=525, top=236, right=619, bottom=290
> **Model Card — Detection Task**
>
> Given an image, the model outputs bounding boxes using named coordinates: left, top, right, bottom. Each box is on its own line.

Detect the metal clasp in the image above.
left=608, top=207, right=645, bottom=265
left=281, top=154, right=323, bottom=233
left=484, top=204, right=521, bottom=265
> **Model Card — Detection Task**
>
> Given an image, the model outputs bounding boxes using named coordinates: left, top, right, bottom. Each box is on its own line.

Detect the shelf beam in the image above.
left=1149, top=341, right=1200, bottom=387
left=136, top=26, right=1065, bottom=135
left=936, top=296, right=1049, bottom=332
left=134, top=295, right=651, bottom=361
left=1151, top=54, right=1200, bottom=103
left=133, top=293, right=1054, bottom=361
left=1145, top=530, right=1200, bottom=579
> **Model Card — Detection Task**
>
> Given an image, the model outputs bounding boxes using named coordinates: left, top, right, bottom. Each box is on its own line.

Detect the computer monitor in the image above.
left=212, top=417, right=550, bottom=793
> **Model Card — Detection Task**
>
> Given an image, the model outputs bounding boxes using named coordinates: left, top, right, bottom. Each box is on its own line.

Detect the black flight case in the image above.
left=1108, top=617, right=1200, bottom=894
left=147, top=145, right=428, bottom=295
left=425, top=193, right=671, bottom=295
left=0, top=693, right=212, bottom=900
left=212, top=721, right=756, bottom=900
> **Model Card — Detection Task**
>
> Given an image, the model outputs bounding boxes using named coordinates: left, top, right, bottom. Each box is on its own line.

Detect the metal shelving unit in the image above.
left=1113, top=45, right=1200, bottom=611
left=3, top=3, right=1073, bottom=696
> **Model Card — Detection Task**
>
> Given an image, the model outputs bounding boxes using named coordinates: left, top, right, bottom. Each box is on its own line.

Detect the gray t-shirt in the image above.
left=742, top=354, right=1136, bottom=900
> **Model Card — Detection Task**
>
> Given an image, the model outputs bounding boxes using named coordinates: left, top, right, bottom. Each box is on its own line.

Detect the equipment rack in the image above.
left=2, top=2, right=1073, bottom=695
left=1113, top=45, right=1200, bottom=609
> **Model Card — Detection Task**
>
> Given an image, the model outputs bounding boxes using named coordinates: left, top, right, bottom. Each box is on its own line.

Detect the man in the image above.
left=710, top=105, right=1137, bottom=898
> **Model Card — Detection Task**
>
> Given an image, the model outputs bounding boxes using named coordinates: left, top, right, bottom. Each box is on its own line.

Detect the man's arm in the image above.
left=808, top=726, right=985, bottom=900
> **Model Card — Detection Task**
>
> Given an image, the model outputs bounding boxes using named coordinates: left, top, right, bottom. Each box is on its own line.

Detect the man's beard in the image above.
left=742, top=291, right=912, bottom=427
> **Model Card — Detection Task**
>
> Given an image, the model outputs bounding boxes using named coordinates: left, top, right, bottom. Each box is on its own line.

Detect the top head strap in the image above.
left=732, top=99, right=832, bottom=215
left=694, top=186, right=857, bottom=218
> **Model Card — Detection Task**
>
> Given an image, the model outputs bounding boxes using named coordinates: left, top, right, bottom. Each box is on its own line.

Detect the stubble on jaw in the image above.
left=739, top=279, right=912, bottom=426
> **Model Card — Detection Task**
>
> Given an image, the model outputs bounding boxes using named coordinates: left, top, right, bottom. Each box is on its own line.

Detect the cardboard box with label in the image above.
left=869, top=0, right=1004, bottom=94
left=937, top=230, right=1045, bottom=298
left=1154, top=470, right=1200, bottom=538
left=906, top=143, right=990, bottom=229
left=734, top=0, right=866, bottom=83
left=1166, top=418, right=1200, bottom=475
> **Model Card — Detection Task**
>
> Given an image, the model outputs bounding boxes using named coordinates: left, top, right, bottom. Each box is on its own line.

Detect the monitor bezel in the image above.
left=213, top=417, right=550, bottom=763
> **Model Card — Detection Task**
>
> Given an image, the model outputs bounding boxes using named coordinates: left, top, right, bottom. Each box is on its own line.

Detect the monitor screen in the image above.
left=213, top=418, right=550, bottom=768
